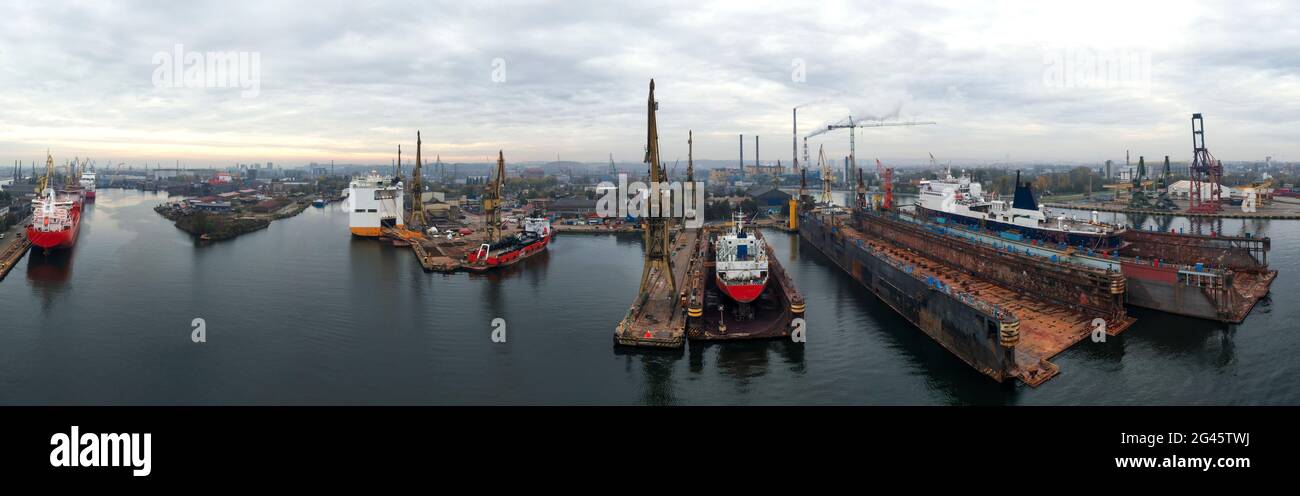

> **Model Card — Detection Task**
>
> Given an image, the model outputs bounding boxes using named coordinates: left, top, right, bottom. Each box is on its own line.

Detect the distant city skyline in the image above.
left=1, top=0, right=1295, bottom=167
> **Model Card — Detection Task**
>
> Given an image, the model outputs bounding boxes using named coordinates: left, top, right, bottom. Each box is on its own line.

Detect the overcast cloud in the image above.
left=0, top=0, right=1296, bottom=167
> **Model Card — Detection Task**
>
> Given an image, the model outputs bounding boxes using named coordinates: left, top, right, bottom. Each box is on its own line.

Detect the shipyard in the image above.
left=1, top=0, right=1298, bottom=415
left=1, top=73, right=1290, bottom=396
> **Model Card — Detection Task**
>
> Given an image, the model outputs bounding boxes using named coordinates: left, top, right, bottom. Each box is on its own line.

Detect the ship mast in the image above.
left=484, top=150, right=505, bottom=244
left=638, top=79, right=675, bottom=298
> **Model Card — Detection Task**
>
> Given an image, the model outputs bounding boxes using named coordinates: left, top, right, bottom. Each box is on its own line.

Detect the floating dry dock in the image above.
left=801, top=207, right=1134, bottom=386
left=687, top=228, right=805, bottom=341
left=1043, top=201, right=1300, bottom=220
left=615, top=227, right=700, bottom=347
left=615, top=225, right=805, bottom=347
left=899, top=212, right=1276, bottom=323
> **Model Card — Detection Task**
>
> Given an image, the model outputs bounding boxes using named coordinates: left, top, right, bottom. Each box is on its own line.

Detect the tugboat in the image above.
left=713, top=212, right=767, bottom=303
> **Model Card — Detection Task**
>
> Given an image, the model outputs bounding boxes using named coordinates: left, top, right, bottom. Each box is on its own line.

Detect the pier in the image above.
left=0, top=232, right=32, bottom=282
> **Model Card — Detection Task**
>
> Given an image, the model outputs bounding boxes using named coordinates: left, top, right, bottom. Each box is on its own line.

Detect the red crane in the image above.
left=1187, top=113, right=1223, bottom=214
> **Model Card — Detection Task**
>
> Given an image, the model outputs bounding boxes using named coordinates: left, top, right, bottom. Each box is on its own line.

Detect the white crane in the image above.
left=802, top=115, right=936, bottom=180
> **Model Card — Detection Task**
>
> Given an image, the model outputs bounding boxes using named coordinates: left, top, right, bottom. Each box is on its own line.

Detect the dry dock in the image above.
left=802, top=208, right=1133, bottom=386
left=1044, top=201, right=1300, bottom=219
left=614, top=228, right=701, bottom=347
left=615, top=224, right=806, bottom=347
left=686, top=228, right=805, bottom=341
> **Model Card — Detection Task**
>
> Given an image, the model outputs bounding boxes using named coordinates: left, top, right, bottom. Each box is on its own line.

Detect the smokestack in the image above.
left=793, top=108, right=798, bottom=170
left=739, top=134, right=744, bottom=169
left=755, top=135, right=759, bottom=169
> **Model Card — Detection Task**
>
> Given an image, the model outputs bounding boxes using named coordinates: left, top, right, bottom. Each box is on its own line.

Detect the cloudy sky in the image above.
left=0, top=0, right=1296, bottom=168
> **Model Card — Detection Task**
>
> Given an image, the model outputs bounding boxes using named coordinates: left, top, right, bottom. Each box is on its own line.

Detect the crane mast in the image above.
left=409, top=131, right=427, bottom=230
left=637, top=79, right=675, bottom=299
left=484, top=150, right=505, bottom=243
left=817, top=144, right=833, bottom=205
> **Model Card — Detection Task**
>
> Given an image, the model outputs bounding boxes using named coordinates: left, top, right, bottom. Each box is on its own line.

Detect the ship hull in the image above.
left=799, top=210, right=1017, bottom=382
left=914, top=204, right=1121, bottom=250
left=27, top=218, right=80, bottom=250
left=715, top=277, right=765, bottom=303
left=466, top=233, right=551, bottom=271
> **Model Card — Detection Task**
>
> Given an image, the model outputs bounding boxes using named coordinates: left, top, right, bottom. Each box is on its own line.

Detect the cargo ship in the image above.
left=79, top=171, right=97, bottom=201
left=346, top=171, right=405, bottom=237
left=465, top=217, right=553, bottom=270
left=27, top=155, right=83, bottom=252
left=713, top=213, right=768, bottom=303
left=913, top=170, right=1124, bottom=249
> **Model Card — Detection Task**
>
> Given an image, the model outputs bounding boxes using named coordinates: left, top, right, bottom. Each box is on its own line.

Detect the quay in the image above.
left=0, top=229, right=32, bottom=282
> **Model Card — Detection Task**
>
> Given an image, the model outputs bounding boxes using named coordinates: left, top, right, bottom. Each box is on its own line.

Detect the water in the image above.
left=0, top=188, right=1296, bottom=405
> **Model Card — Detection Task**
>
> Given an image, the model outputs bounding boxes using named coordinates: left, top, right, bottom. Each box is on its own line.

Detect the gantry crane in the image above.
left=1188, top=113, right=1223, bottom=214
left=802, top=115, right=936, bottom=179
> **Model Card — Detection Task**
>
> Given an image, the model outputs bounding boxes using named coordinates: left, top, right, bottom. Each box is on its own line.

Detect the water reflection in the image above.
left=26, top=248, right=74, bottom=313
left=613, top=346, right=681, bottom=405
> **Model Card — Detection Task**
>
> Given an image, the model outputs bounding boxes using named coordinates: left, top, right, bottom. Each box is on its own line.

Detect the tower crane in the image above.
left=802, top=115, right=936, bottom=180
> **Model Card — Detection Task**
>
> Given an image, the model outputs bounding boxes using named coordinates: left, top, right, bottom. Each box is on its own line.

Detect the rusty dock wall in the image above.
left=803, top=208, right=1137, bottom=386
left=855, top=210, right=1129, bottom=325
left=1121, top=229, right=1271, bottom=274
left=800, top=210, right=1052, bottom=385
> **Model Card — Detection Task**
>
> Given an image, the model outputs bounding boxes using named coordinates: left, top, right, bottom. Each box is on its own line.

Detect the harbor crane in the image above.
left=484, top=150, right=506, bottom=244
left=1188, top=113, right=1224, bottom=214
left=638, top=79, right=675, bottom=299
left=801, top=115, right=936, bottom=178
left=409, top=131, right=427, bottom=230
left=817, top=144, right=833, bottom=205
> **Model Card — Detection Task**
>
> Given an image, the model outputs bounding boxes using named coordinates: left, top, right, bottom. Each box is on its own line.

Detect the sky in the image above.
left=0, top=0, right=1296, bottom=168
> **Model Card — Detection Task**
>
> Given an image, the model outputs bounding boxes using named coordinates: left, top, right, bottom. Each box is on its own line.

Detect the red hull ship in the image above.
left=26, top=154, right=83, bottom=252
left=27, top=188, right=82, bottom=251
left=714, top=213, right=768, bottom=303
left=465, top=217, right=553, bottom=270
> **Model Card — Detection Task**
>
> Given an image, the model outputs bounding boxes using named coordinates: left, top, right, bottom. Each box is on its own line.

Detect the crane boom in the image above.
left=804, top=115, right=936, bottom=184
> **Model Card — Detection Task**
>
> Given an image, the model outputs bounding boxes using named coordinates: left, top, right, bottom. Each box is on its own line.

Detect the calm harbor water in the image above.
left=1, top=188, right=1297, bottom=405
